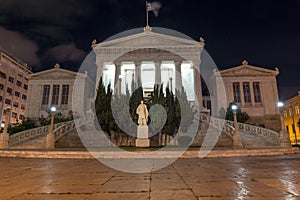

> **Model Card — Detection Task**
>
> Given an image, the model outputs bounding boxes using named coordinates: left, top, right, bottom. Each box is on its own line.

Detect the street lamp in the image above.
left=46, top=106, right=56, bottom=149
left=277, top=102, right=292, bottom=147
left=231, top=104, right=243, bottom=148
left=0, top=106, right=11, bottom=149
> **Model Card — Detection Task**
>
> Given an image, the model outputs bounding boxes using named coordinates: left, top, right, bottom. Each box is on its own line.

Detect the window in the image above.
left=243, top=82, right=251, bottom=103
left=7, top=87, right=12, bottom=95
left=15, top=91, right=20, bottom=97
left=21, top=105, right=25, bottom=110
left=42, top=85, right=50, bottom=105
left=22, top=95, right=27, bottom=100
left=295, top=105, right=300, bottom=115
left=12, top=112, right=17, bottom=118
left=23, top=84, right=28, bottom=90
left=0, top=71, right=6, bottom=79
left=5, top=99, right=11, bottom=105
left=8, top=76, right=14, bottom=83
left=233, top=82, right=241, bottom=103
left=284, top=110, right=287, bottom=118
left=0, top=96, right=2, bottom=102
left=61, top=85, right=69, bottom=105
left=289, top=108, right=293, bottom=116
left=51, top=85, right=60, bottom=105
left=253, top=82, right=262, bottom=102
left=0, top=84, right=4, bottom=90
left=13, top=102, right=18, bottom=108
left=16, top=81, right=22, bottom=87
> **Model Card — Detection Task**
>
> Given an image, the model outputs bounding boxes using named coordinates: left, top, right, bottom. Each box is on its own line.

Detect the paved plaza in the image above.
left=0, top=154, right=299, bottom=200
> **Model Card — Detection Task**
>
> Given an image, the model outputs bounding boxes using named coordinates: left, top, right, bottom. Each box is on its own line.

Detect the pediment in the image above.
left=220, top=65, right=279, bottom=77
left=30, top=68, right=79, bottom=80
left=95, top=31, right=201, bottom=49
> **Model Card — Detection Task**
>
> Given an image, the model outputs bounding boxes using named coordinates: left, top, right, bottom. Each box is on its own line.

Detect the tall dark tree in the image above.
left=225, top=102, right=249, bottom=123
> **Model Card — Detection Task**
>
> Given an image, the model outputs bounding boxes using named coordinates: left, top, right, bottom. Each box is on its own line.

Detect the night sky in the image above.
left=0, top=0, right=299, bottom=99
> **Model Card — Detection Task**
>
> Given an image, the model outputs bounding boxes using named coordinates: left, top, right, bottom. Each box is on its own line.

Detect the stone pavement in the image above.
left=0, top=154, right=299, bottom=199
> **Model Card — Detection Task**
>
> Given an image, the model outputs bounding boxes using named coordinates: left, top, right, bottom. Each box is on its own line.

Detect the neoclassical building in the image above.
left=212, top=60, right=281, bottom=130
left=25, top=64, right=93, bottom=123
left=24, top=27, right=282, bottom=132
left=92, top=28, right=205, bottom=108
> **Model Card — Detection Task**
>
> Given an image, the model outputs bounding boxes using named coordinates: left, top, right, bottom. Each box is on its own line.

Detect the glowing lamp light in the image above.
left=231, top=105, right=238, bottom=110
left=1, top=123, right=4, bottom=128
left=50, top=106, right=56, bottom=112
left=277, top=102, right=284, bottom=108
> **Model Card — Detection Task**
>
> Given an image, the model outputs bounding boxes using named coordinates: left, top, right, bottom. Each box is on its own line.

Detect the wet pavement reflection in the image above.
left=0, top=154, right=299, bottom=199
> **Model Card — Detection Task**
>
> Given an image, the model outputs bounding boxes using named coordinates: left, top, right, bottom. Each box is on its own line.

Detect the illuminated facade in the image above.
left=282, top=91, right=300, bottom=144
left=0, top=50, right=32, bottom=125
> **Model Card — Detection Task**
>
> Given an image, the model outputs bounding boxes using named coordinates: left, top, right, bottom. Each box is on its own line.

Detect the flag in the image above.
left=147, top=1, right=161, bottom=17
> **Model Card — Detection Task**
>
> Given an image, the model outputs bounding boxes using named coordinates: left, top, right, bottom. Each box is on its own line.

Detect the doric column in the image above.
left=250, top=81, right=255, bottom=106
left=193, top=61, right=203, bottom=108
left=48, top=84, right=53, bottom=107
left=114, top=62, right=121, bottom=96
left=154, top=61, right=161, bottom=85
left=175, top=61, right=182, bottom=93
left=134, top=61, right=142, bottom=86
left=240, top=81, right=245, bottom=106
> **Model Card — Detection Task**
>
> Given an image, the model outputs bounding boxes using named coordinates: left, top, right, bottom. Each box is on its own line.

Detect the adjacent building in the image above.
left=281, top=91, right=300, bottom=144
left=0, top=49, right=32, bottom=125
left=25, top=64, right=93, bottom=124
left=212, top=60, right=281, bottom=130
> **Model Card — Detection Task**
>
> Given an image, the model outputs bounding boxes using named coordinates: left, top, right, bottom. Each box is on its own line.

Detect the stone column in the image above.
left=134, top=61, right=142, bottom=86
left=0, top=107, right=10, bottom=149
left=175, top=61, right=182, bottom=93
left=48, top=84, right=53, bottom=107
left=193, top=61, right=203, bottom=108
left=240, top=82, right=245, bottom=106
left=154, top=61, right=161, bottom=85
left=114, top=62, right=121, bottom=96
left=250, top=81, right=255, bottom=106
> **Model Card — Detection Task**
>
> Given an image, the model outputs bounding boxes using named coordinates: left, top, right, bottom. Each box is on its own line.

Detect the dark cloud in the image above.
left=43, top=43, right=86, bottom=64
left=0, top=26, right=40, bottom=66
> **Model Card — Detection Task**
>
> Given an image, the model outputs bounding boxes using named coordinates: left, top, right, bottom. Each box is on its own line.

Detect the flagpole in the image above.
left=146, top=1, right=149, bottom=27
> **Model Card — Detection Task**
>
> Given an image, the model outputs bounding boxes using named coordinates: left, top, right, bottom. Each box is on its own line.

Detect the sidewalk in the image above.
left=1, top=154, right=299, bottom=199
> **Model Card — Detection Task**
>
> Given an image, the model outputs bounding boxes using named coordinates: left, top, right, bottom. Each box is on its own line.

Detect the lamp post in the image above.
left=231, top=105, right=244, bottom=148
left=277, top=102, right=292, bottom=148
left=0, top=106, right=11, bottom=149
left=46, top=106, right=56, bottom=149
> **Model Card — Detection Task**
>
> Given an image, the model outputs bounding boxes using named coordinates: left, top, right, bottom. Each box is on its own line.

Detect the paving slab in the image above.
left=0, top=154, right=299, bottom=199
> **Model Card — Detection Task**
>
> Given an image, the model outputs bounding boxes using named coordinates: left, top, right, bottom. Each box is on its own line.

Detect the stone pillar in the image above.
left=193, top=61, right=203, bottom=108
left=0, top=107, right=10, bottom=149
left=134, top=61, right=142, bottom=86
left=46, top=112, right=55, bottom=149
left=175, top=61, right=182, bottom=93
left=154, top=62, right=161, bottom=85
left=240, top=82, right=245, bottom=106
left=114, top=62, right=121, bottom=96
left=279, top=109, right=292, bottom=148
left=250, top=81, right=255, bottom=106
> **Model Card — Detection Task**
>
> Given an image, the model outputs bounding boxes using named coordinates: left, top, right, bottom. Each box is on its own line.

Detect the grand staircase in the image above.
left=7, top=115, right=282, bottom=149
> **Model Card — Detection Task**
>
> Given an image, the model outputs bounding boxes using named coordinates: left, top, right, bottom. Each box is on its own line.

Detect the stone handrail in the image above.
left=227, top=120, right=280, bottom=145
left=205, top=116, right=280, bottom=145
left=9, top=122, right=69, bottom=146
left=199, top=114, right=235, bottom=139
left=54, top=120, right=76, bottom=142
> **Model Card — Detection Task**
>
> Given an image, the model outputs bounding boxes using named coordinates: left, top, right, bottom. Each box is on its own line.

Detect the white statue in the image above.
left=136, top=100, right=149, bottom=126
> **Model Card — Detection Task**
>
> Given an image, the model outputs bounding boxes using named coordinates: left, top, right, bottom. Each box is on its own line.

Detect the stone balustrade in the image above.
left=205, top=115, right=280, bottom=146
left=9, top=122, right=69, bottom=146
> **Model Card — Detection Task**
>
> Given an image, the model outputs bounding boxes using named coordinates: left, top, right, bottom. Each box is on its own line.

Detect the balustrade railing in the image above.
left=9, top=122, right=69, bottom=146
left=202, top=115, right=280, bottom=145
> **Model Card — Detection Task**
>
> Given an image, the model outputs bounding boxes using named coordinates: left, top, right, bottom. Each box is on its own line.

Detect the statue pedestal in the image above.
left=136, top=126, right=150, bottom=147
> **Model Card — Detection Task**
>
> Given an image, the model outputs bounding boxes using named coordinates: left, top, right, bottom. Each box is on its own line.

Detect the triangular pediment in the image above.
left=30, top=68, right=80, bottom=80
left=220, top=64, right=279, bottom=77
left=95, top=31, right=201, bottom=49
